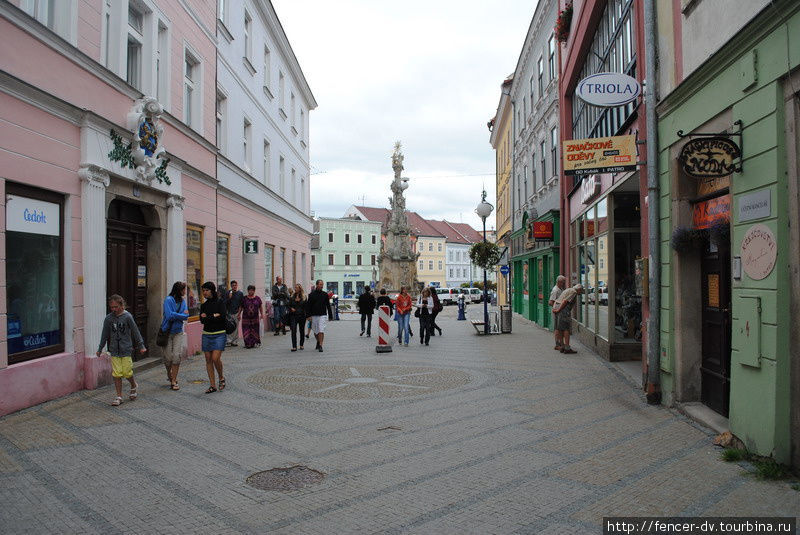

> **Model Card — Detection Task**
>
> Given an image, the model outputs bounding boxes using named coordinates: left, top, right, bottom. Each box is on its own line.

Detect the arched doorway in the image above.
left=107, top=199, right=152, bottom=358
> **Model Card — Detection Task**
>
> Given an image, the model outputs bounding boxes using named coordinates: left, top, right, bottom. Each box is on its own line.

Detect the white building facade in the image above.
left=215, top=0, right=316, bottom=293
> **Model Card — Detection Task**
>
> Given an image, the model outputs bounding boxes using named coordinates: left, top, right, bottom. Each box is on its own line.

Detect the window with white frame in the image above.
left=438, top=260, right=442, bottom=270
left=371, top=255, right=376, bottom=265
left=300, top=109, right=305, bottom=139
left=126, top=4, right=144, bottom=90
left=548, top=35, right=556, bottom=82
left=300, top=176, right=306, bottom=211
left=243, top=11, right=253, bottom=67
left=357, top=254, right=362, bottom=266
left=523, top=165, right=528, bottom=200
left=532, top=152, right=537, bottom=190
left=437, top=243, right=442, bottom=252
left=215, top=91, right=226, bottom=150
left=217, top=0, right=227, bottom=24
left=279, top=71, right=286, bottom=116
left=242, top=118, right=251, bottom=170
left=156, top=21, right=169, bottom=104
left=372, top=235, right=376, bottom=244
left=328, top=232, right=333, bottom=242
left=262, top=140, right=270, bottom=185
left=290, top=93, right=296, bottom=130
left=263, top=46, right=271, bottom=91
left=529, top=75, right=535, bottom=107
left=279, top=156, right=285, bottom=194
left=551, top=127, right=558, bottom=176
left=540, top=141, right=546, bottom=182
left=449, top=251, right=453, bottom=261
left=22, top=0, right=74, bottom=41
left=345, top=233, right=350, bottom=243
left=428, top=242, right=433, bottom=252
left=291, top=168, right=296, bottom=202
left=428, top=260, right=434, bottom=270
left=537, top=57, right=544, bottom=98
left=357, top=234, right=362, bottom=244
left=184, top=50, right=200, bottom=129
left=419, top=260, right=424, bottom=270
left=328, top=254, right=334, bottom=265
left=449, top=268, right=453, bottom=278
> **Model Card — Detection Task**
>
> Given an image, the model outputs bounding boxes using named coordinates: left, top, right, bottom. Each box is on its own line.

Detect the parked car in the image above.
left=467, top=288, right=483, bottom=303
left=587, top=285, right=609, bottom=305
left=435, top=287, right=459, bottom=305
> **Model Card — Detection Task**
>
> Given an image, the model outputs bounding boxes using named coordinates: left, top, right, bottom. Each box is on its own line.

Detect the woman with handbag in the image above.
left=415, top=288, right=434, bottom=346
left=159, top=281, right=189, bottom=391
left=288, top=283, right=307, bottom=351
left=200, top=281, right=228, bottom=393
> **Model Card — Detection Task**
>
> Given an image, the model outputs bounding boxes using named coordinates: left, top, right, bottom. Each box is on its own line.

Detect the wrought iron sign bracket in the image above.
left=677, top=120, right=743, bottom=174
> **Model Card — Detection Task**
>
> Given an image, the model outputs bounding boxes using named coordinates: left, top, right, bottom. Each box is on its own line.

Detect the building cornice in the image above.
left=217, top=183, right=312, bottom=236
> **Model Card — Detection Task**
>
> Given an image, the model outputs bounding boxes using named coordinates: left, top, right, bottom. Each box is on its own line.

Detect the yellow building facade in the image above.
left=416, top=236, right=447, bottom=288
left=489, top=77, right=513, bottom=305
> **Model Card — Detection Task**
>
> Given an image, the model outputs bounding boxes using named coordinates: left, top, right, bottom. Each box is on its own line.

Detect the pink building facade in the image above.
left=0, top=0, right=315, bottom=415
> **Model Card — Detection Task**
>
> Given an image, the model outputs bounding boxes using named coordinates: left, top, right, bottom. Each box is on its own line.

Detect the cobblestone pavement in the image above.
left=1, top=307, right=798, bottom=534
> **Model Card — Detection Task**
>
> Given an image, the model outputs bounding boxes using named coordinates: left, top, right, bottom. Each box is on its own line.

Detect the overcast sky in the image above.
left=271, top=0, right=538, bottom=231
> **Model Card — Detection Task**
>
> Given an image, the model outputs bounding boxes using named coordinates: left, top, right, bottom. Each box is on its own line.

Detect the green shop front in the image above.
left=656, top=1, right=799, bottom=465
left=511, top=211, right=560, bottom=328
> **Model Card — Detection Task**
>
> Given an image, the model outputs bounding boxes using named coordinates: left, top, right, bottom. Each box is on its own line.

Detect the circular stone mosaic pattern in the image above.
left=247, top=365, right=472, bottom=400
left=246, top=466, right=325, bottom=491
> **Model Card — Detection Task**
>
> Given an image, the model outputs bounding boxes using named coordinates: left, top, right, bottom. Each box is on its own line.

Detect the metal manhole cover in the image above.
left=246, top=465, right=325, bottom=491
left=247, top=365, right=472, bottom=399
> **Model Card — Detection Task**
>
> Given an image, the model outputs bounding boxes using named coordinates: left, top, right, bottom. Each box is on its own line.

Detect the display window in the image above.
left=5, top=184, right=64, bottom=363
left=186, top=224, right=203, bottom=319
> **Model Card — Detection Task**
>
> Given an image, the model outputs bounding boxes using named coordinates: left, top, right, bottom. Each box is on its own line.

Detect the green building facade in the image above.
left=656, top=1, right=799, bottom=464
left=511, top=210, right=560, bottom=329
left=311, top=217, right=383, bottom=297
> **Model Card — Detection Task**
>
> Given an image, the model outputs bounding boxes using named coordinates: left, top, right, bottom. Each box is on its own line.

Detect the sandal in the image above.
left=111, top=396, right=122, bottom=406
left=205, top=386, right=217, bottom=394
left=129, top=385, right=138, bottom=401
left=171, top=383, right=180, bottom=391
left=219, top=378, right=226, bottom=390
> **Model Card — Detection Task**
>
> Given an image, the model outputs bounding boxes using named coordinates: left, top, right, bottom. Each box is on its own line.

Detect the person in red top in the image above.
left=394, top=286, right=413, bottom=346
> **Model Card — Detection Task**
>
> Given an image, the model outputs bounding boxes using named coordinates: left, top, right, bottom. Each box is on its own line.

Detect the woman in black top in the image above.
left=288, top=283, right=307, bottom=351
left=200, top=281, right=227, bottom=393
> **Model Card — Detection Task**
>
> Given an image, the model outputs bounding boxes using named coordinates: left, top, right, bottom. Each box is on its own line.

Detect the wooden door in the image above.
left=700, top=239, right=731, bottom=416
left=107, top=226, right=150, bottom=359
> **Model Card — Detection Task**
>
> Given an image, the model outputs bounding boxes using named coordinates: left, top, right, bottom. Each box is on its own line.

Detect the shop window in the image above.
left=216, top=233, right=229, bottom=292
left=614, top=231, right=642, bottom=342
left=5, top=185, right=64, bottom=363
left=264, top=244, right=274, bottom=293
left=186, top=224, right=203, bottom=319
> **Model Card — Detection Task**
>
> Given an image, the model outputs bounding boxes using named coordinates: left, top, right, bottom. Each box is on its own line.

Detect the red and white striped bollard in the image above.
left=376, top=305, right=393, bottom=353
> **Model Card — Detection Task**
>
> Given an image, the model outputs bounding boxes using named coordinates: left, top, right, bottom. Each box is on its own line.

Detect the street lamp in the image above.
left=475, top=190, right=494, bottom=335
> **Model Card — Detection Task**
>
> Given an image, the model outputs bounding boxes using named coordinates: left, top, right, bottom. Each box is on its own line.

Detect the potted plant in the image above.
left=469, top=241, right=502, bottom=271
left=555, top=2, right=574, bottom=43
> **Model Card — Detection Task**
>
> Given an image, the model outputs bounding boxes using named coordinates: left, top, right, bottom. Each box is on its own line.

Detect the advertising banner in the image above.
left=563, top=135, right=637, bottom=176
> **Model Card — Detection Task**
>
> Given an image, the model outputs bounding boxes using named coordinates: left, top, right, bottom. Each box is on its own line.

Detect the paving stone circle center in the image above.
left=246, top=466, right=325, bottom=491
left=247, top=365, right=472, bottom=400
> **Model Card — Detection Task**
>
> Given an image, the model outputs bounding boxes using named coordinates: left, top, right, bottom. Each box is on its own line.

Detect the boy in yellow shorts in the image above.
left=97, top=295, right=147, bottom=406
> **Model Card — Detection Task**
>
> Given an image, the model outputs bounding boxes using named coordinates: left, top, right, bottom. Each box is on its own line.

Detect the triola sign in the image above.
left=576, top=72, right=641, bottom=107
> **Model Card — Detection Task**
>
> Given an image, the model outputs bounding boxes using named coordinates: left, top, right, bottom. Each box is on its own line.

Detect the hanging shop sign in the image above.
left=533, top=221, right=554, bottom=241
left=678, top=137, right=741, bottom=178
left=740, top=224, right=777, bottom=280
left=692, top=194, right=731, bottom=229
left=563, top=135, right=637, bottom=176
left=576, top=72, right=641, bottom=107
left=5, top=195, right=60, bottom=236
left=244, top=239, right=259, bottom=254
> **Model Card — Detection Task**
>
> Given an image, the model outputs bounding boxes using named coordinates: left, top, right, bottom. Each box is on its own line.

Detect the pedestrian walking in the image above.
left=271, top=276, right=290, bottom=335
left=552, top=284, right=584, bottom=354
left=161, top=281, right=189, bottom=391
left=241, top=285, right=263, bottom=349
left=395, top=286, right=412, bottom=347
left=416, top=288, right=435, bottom=346
left=225, top=280, right=244, bottom=347
left=199, top=281, right=227, bottom=393
left=306, top=279, right=333, bottom=352
left=288, top=283, right=307, bottom=351
left=549, top=275, right=567, bottom=350
left=357, top=287, right=376, bottom=337
left=428, top=285, right=443, bottom=336
left=96, top=295, right=146, bottom=406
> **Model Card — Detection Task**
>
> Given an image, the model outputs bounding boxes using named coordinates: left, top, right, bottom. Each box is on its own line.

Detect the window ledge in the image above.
left=218, top=20, right=233, bottom=43
left=300, top=140, right=307, bottom=149
left=263, top=85, right=274, bottom=100
left=291, top=126, right=298, bottom=136
left=279, top=108, right=287, bottom=120
left=243, top=57, right=256, bottom=76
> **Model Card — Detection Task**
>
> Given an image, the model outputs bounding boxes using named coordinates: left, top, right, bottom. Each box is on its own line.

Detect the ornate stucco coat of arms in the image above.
left=108, top=96, right=171, bottom=184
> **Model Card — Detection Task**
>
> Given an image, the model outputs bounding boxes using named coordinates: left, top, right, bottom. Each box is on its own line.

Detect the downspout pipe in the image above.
left=644, top=0, right=661, bottom=404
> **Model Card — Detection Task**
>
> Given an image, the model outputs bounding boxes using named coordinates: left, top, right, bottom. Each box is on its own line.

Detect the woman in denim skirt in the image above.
left=200, top=281, right=227, bottom=393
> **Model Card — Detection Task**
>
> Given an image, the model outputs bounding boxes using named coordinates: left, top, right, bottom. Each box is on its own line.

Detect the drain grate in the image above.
left=246, top=465, right=325, bottom=491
